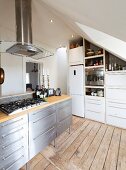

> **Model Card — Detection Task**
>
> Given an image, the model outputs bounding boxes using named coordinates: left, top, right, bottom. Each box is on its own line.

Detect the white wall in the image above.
left=56, top=47, right=68, bottom=94
left=42, top=54, right=58, bottom=89
left=0, top=53, right=24, bottom=96
left=42, top=47, right=68, bottom=94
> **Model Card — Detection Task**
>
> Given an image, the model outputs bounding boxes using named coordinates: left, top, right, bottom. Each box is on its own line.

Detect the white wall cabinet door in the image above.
left=106, top=72, right=126, bottom=86
left=69, top=46, right=84, bottom=65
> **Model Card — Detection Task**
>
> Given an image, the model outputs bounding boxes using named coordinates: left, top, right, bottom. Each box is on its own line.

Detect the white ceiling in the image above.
left=1, top=0, right=126, bottom=55
left=41, top=0, right=126, bottom=43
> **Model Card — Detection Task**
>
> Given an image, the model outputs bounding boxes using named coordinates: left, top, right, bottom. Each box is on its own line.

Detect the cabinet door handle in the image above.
left=1, top=118, right=24, bottom=127
left=2, top=127, right=24, bottom=138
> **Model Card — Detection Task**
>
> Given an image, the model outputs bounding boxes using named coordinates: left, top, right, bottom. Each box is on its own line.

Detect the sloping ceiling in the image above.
left=41, top=0, right=126, bottom=43
left=40, top=0, right=126, bottom=59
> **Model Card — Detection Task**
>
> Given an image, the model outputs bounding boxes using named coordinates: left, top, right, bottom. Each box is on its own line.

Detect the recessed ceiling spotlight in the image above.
left=72, top=34, right=74, bottom=38
left=50, top=19, right=53, bottom=23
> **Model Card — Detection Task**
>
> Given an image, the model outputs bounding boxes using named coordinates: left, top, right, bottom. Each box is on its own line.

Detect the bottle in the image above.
left=114, top=58, right=117, bottom=71
left=105, top=64, right=108, bottom=71
left=109, top=57, right=112, bottom=71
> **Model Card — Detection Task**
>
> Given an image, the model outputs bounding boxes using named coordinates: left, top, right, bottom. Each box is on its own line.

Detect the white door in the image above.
left=69, top=65, right=84, bottom=95
left=71, top=95, right=84, bottom=117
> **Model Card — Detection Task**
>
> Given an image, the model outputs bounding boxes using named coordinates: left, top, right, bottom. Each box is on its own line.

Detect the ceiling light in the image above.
left=72, top=35, right=74, bottom=38
left=50, top=19, right=53, bottom=23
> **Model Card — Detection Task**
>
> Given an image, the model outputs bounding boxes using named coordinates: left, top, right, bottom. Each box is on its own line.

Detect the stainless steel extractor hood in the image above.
left=6, top=0, right=43, bottom=57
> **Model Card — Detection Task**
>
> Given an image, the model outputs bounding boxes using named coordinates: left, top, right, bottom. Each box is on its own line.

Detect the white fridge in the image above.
left=69, top=65, right=85, bottom=117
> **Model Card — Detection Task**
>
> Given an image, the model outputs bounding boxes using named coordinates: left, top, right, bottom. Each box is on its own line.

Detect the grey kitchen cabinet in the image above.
left=29, top=105, right=57, bottom=159
left=0, top=115, right=28, bottom=170
left=56, top=99, right=72, bottom=136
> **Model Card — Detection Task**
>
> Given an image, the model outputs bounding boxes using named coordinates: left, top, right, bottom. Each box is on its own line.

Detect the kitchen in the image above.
left=0, top=0, right=126, bottom=170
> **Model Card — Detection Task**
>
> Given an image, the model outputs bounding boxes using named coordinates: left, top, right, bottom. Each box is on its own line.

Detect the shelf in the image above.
left=85, top=65, right=104, bottom=69
left=85, top=86, right=104, bottom=89
left=85, top=94, right=104, bottom=98
left=105, top=70, right=126, bottom=74
left=85, top=54, right=104, bottom=59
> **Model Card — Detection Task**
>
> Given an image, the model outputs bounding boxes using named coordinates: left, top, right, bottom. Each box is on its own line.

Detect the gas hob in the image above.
left=0, top=98, right=46, bottom=115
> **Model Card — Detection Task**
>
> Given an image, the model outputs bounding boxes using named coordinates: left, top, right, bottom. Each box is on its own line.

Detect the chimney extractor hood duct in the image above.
left=6, top=0, right=43, bottom=57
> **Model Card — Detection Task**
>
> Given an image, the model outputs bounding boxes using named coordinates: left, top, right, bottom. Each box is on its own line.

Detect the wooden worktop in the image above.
left=0, top=95, right=71, bottom=124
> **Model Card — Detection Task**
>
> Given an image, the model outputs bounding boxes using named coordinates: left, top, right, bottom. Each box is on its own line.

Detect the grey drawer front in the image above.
left=0, top=115, right=27, bottom=135
left=57, top=116, right=72, bottom=137
left=29, top=113, right=56, bottom=139
left=29, top=127, right=56, bottom=159
left=57, top=99, right=71, bottom=109
left=29, top=105, right=56, bottom=121
left=0, top=124, right=28, bottom=145
left=0, top=135, right=27, bottom=156
left=0, top=154, right=27, bottom=170
left=57, top=105, right=72, bottom=122
left=0, top=145, right=28, bottom=169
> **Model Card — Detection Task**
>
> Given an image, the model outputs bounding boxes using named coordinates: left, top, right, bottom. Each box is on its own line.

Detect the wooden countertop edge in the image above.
left=0, top=95, right=72, bottom=124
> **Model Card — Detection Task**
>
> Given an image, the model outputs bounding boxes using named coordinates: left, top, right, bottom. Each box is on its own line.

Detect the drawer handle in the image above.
left=2, top=136, right=24, bottom=150
left=108, top=106, right=126, bottom=109
left=87, top=109, right=101, bottom=114
left=88, top=102, right=101, bottom=105
left=32, top=107, right=55, bottom=115
left=1, top=118, right=24, bottom=127
left=108, top=101, right=126, bottom=105
left=5, top=155, right=24, bottom=170
left=33, top=113, right=55, bottom=124
left=2, top=127, right=24, bottom=138
left=86, top=99, right=101, bottom=102
left=109, top=114, right=126, bottom=119
left=2, top=146, right=24, bottom=161
left=33, top=126, right=55, bottom=140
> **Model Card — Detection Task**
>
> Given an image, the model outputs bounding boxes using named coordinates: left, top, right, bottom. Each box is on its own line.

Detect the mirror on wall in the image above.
left=26, top=62, right=41, bottom=92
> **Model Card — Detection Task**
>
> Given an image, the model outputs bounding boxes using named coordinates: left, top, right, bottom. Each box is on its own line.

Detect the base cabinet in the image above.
left=85, top=96, right=105, bottom=123
left=106, top=72, right=126, bottom=129
left=29, top=105, right=57, bottom=159
left=0, top=115, right=28, bottom=170
left=0, top=98, right=72, bottom=170
left=56, top=99, right=72, bottom=137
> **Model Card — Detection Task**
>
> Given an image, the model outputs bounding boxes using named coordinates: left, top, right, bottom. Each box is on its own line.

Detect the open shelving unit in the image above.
left=84, top=39, right=105, bottom=123
left=84, top=40, right=105, bottom=98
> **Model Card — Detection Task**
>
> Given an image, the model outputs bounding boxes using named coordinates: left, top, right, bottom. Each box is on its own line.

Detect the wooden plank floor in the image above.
left=21, top=116, right=126, bottom=170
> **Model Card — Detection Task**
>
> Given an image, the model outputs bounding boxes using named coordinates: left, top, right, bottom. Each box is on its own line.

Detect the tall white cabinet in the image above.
left=84, top=40, right=105, bottom=123
left=106, top=71, right=126, bottom=129
left=69, top=38, right=85, bottom=117
left=69, top=37, right=126, bottom=129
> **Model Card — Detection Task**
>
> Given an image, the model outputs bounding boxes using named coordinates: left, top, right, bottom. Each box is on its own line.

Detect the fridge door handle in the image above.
left=74, top=70, right=76, bottom=75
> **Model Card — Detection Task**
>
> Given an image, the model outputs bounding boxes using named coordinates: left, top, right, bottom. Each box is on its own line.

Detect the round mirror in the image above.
left=0, top=68, right=5, bottom=84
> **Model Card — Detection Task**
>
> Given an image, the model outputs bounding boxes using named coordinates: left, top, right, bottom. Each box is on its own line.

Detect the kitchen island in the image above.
left=0, top=95, right=72, bottom=170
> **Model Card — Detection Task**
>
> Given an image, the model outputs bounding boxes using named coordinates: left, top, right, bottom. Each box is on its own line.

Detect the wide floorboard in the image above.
left=21, top=116, right=126, bottom=170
